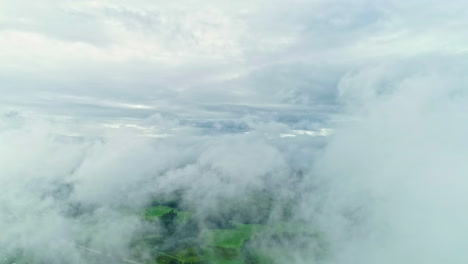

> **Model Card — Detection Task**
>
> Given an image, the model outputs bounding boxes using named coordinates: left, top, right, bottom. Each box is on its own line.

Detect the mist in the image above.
left=2, top=0, right=468, bottom=263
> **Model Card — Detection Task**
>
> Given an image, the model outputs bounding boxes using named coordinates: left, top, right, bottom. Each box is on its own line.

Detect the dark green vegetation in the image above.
left=127, top=192, right=330, bottom=264
left=144, top=206, right=192, bottom=223
left=2, top=188, right=329, bottom=264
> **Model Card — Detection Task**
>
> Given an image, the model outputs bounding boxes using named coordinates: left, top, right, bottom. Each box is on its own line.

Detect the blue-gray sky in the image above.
left=3, top=0, right=467, bottom=132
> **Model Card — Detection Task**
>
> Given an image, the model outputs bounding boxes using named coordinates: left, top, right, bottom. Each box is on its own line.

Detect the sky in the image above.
left=3, top=1, right=468, bottom=264
left=3, top=0, right=468, bottom=132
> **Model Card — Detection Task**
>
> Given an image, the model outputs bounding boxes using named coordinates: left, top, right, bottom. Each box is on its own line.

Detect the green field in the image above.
left=201, top=222, right=264, bottom=249
left=135, top=198, right=330, bottom=264
left=7, top=195, right=329, bottom=264
left=143, top=205, right=193, bottom=223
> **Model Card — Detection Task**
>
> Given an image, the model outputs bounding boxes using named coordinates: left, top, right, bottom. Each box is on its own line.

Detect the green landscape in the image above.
left=126, top=192, right=330, bottom=264
left=0, top=190, right=329, bottom=264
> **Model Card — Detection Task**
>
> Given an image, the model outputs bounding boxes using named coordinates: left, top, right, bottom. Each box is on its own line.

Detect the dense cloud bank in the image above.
left=0, top=114, right=326, bottom=263
left=3, top=66, right=468, bottom=263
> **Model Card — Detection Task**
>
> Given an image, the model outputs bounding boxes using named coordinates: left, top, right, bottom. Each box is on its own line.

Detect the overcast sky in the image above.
left=3, top=0, right=468, bottom=132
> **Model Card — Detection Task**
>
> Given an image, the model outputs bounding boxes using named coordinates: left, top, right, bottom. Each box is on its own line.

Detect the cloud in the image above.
left=309, top=58, right=468, bottom=263
left=0, top=0, right=356, bottom=127
left=3, top=0, right=468, bottom=263
left=0, top=112, right=325, bottom=263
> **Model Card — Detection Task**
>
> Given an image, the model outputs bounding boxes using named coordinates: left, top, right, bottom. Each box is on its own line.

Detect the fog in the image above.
left=2, top=0, right=468, bottom=263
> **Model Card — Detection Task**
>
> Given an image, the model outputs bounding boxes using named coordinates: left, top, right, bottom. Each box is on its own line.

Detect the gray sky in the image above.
left=3, top=0, right=467, bottom=131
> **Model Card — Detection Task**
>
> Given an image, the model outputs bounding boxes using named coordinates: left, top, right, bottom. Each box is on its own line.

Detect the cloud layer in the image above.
left=3, top=0, right=468, bottom=263
left=3, top=0, right=467, bottom=127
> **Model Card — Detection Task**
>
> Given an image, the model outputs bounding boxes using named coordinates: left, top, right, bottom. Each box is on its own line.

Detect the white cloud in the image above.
left=3, top=0, right=468, bottom=263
